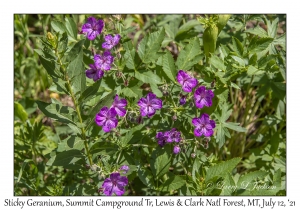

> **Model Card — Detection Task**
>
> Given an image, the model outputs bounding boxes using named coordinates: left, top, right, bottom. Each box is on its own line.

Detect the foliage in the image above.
left=14, top=14, right=286, bottom=196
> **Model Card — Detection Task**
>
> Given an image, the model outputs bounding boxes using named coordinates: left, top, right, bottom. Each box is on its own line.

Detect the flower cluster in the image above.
left=95, top=95, right=127, bottom=132
left=82, top=16, right=121, bottom=82
left=176, top=70, right=216, bottom=137
left=156, top=128, right=181, bottom=154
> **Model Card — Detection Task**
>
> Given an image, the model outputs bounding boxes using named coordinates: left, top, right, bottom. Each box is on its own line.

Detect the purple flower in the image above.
left=85, top=63, right=104, bottom=81
left=111, top=95, right=127, bottom=117
left=137, top=93, right=162, bottom=118
left=156, top=132, right=167, bottom=147
left=194, top=86, right=214, bottom=109
left=95, top=107, right=118, bottom=132
left=179, top=96, right=186, bottom=105
left=177, top=70, right=198, bottom=92
left=173, top=145, right=181, bottom=154
left=166, top=128, right=181, bottom=143
left=101, top=172, right=128, bottom=196
left=156, top=128, right=181, bottom=147
left=82, top=16, right=104, bottom=41
left=119, top=165, right=129, bottom=174
left=102, top=34, right=121, bottom=50
left=94, top=51, right=114, bottom=71
left=192, top=113, right=216, bottom=137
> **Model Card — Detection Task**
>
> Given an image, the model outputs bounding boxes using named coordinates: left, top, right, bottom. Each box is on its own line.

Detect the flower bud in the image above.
left=191, top=153, right=196, bottom=158
left=179, top=96, right=186, bottom=105
left=173, top=145, right=181, bottom=154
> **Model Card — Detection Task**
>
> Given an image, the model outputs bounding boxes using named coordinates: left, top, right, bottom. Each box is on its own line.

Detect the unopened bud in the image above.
left=172, top=115, right=177, bottom=121
left=124, top=80, right=129, bottom=86
left=191, top=153, right=196, bottom=158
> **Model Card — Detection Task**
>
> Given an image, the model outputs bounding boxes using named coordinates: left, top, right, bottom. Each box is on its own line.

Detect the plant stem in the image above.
left=55, top=48, right=93, bottom=166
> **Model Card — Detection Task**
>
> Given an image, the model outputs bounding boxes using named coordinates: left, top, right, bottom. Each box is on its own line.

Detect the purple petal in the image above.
left=173, top=145, right=181, bottom=154
left=203, top=128, right=214, bottom=137
left=102, top=42, right=113, bottom=50
left=147, top=106, right=156, bottom=117
left=194, top=127, right=203, bottom=137
left=176, top=70, right=187, bottom=85
left=137, top=98, right=148, bottom=108
left=147, top=92, right=157, bottom=101
left=192, top=117, right=201, bottom=126
left=85, top=68, right=96, bottom=79
left=139, top=107, right=147, bottom=117
left=210, top=119, right=216, bottom=128
left=114, top=34, right=121, bottom=44
left=117, top=176, right=128, bottom=187
left=87, top=30, right=98, bottom=40
left=150, top=98, right=162, bottom=110
left=114, top=107, right=126, bottom=117
left=104, top=34, right=113, bottom=42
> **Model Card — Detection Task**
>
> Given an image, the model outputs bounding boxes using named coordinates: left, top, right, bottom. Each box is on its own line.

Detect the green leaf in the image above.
left=176, top=37, right=201, bottom=70
left=231, top=55, right=245, bottom=67
left=211, top=55, right=225, bottom=71
left=245, top=26, right=268, bottom=37
left=216, top=124, right=226, bottom=148
left=57, top=135, right=85, bottom=152
left=67, top=40, right=86, bottom=95
left=266, top=17, right=279, bottom=38
left=47, top=150, right=84, bottom=166
left=135, top=71, right=162, bottom=84
left=14, top=102, right=28, bottom=122
left=162, top=51, right=177, bottom=83
left=206, top=157, right=241, bottom=181
left=220, top=172, right=236, bottom=195
left=89, top=141, right=118, bottom=156
left=36, top=100, right=76, bottom=125
left=224, top=122, right=247, bottom=132
left=51, top=20, right=66, bottom=34
left=120, top=124, right=144, bottom=147
left=232, top=37, right=244, bottom=57
left=150, top=147, right=171, bottom=179
left=150, top=83, right=163, bottom=97
left=248, top=37, right=274, bottom=53
left=78, top=80, right=101, bottom=103
left=39, top=56, right=59, bottom=78
left=65, top=17, right=77, bottom=41
left=176, top=19, right=200, bottom=37
left=247, top=65, right=264, bottom=76
left=123, top=41, right=136, bottom=70
left=137, top=28, right=165, bottom=63
left=160, top=173, right=185, bottom=191
left=120, top=86, right=142, bottom=99
left=137, top=167, right=155, bottom=188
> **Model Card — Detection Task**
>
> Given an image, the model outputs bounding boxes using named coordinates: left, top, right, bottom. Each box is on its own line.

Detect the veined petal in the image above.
left=147, top=106, right=156, bottom=117
left=194, top=127, right=203, bottom=137
left=150, top=98, right=162, bottom=110
left=137, top=98, right=148, bottom=108
left=192, top=117, right=201, bottom=126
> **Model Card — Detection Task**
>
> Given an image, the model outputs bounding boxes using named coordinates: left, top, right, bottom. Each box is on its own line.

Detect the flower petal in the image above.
left=150, top=98, right=162, bottom=110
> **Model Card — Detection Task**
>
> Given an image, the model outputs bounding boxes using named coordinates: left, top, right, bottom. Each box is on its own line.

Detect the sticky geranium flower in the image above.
left=192, top=113, right=216, bottom=137
left=119, top=165, right=129, bottom=174
left=173, top=145, right=181, bottom=154
left=94, top=51, right=114, bottom=71
left=95, top=107, right=118, bottom=132
left=176, top=70, right=198, bottom=92
left=166, top=128, right=181, bottom=143
left=82, top=16, right=104, bottom=41
left=111, top=95, right=127, bottom=117
left=101, top=172, right=128, bottom=196
left=156, top=128, right=181, bottom=147
left=85, top=63, right=104, bottom=81
left=102, top=34, right=121, bottom=50
left=137, top=93, right=162, bottom=118
left=156, top=132, right=167, bottom=147
left=194, top=86, right=214, bottom=109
